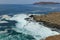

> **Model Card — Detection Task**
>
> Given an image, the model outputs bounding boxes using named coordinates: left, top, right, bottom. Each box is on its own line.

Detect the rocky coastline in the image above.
left=45, top=35, right=60, bottom=40
left=34, top=2, right=60, bottom=4
left=0, top=13, right=60, bottom=40
left=30, top=12, right=60, bottom=29
left=29, top=12, right=60, bottom=40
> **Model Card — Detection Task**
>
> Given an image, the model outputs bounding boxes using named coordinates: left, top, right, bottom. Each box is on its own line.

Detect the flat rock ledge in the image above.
left=45, top=35, right=60, bottom=40
left=30, top=12, right=60, bottom=29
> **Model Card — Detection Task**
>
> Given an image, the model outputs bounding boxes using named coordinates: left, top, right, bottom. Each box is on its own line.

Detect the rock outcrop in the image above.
left=34, top=2, right=60, bottom=4
left=30, top=12, right=60, bottom=29
left=45, top=35, right=60, bottom=40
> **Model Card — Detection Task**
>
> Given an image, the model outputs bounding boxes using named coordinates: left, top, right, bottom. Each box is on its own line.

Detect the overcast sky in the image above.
left=0, top=0, right=60, bottom=4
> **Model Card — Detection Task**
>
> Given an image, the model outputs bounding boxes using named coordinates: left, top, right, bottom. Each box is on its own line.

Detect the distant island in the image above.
left=34, top=2, right=60, bottom=4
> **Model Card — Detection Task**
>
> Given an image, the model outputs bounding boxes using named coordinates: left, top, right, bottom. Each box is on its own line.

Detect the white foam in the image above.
left=10, top=14, right=59, bottom=40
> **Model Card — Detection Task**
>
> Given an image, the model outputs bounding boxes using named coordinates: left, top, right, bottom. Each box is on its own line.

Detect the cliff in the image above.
left=34, top=2, right=60, bottom=4
left=30, top=12, right=60, bottom=29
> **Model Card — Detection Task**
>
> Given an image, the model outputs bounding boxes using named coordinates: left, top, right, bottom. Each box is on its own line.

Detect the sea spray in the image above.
left=10, top=14, right=59, bottom=40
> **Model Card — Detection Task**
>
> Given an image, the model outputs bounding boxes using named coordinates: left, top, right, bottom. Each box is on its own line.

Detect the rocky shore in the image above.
left=29, top=12, right=60, bottom=40
left=45, top=35, right=60, bottom=40
left=30, top=12, right=60, bottom=29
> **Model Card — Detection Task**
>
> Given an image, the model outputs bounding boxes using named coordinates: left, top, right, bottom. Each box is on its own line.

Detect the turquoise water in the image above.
left=0, top=31, right=35, bottom=40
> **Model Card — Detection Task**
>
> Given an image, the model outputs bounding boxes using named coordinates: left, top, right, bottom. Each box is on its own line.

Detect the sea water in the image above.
left=0, top=4, right=60, bottom=40
left=0, top=4, right=60, bottom=15
left=9, top=14, right=59, bottom=40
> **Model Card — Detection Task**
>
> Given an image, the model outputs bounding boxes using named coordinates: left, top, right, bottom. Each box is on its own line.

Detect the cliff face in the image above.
left=34, top=2, right=60, bottom=4
left=31, top=12, right=60, bottom=29
left=45, top=35, right=60, bottom=40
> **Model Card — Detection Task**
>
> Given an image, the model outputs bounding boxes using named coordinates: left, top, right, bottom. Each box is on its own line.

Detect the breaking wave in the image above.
left=0, top=14, right=59, bottom=40
left=10, top=14, right=59, bottom=40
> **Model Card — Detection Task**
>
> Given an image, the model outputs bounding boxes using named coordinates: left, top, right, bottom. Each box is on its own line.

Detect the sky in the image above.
left=0, top=0, right=60, bottom=4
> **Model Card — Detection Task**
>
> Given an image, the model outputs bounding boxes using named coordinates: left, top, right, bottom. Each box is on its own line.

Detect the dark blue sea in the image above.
left=0, top=4, right=60, bottom=15
left=0, top=4, right=60, bottom=40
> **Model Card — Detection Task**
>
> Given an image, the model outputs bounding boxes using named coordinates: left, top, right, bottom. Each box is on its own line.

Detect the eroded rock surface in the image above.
left=45, top=35, right=60, bottom=40
left=30, top=12, right=60, bottom=29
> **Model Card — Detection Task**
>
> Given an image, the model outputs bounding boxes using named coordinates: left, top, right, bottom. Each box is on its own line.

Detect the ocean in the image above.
left=0, top=4, right=60, bottom=40
left=0, top=4, right=60, bottom=15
